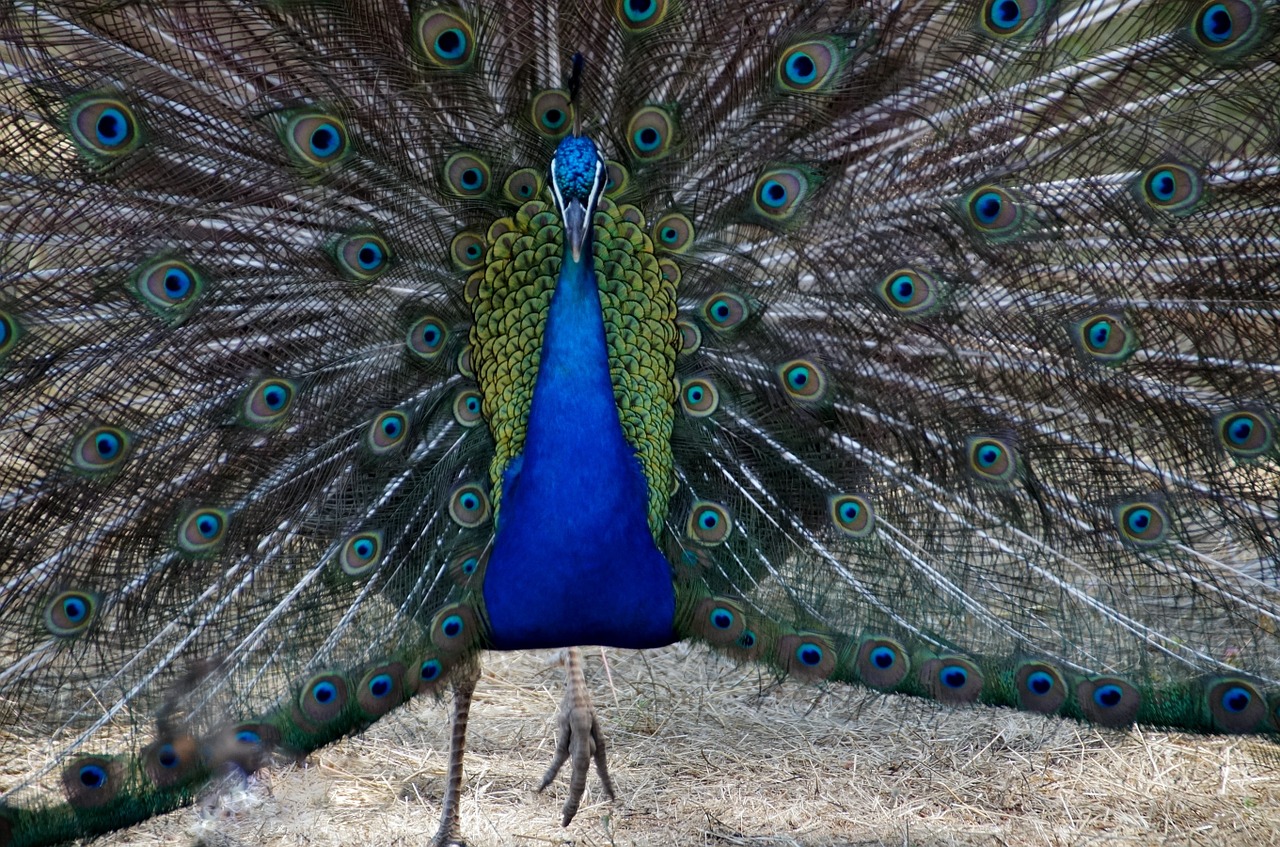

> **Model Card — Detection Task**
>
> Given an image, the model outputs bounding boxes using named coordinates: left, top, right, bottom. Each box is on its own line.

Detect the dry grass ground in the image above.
left=94, top=645, right=1280, bottom=847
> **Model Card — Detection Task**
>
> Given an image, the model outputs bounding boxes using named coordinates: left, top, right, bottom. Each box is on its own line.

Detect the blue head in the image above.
left=549, top=134, right=606, bottom=262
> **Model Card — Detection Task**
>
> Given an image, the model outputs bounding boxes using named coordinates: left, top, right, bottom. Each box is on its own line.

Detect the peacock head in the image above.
left=549, top=134, right=606, bottom=263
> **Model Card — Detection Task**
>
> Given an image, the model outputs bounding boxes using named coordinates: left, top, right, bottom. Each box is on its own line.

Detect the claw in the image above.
left=537, top=647, right=616, bottom=825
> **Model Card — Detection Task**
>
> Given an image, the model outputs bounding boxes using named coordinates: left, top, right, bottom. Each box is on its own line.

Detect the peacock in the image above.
left=1, top=1, right=1278, bottom=845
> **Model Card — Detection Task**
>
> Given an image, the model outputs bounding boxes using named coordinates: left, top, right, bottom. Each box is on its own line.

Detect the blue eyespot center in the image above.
left=1027, top=670, right=1054, bottom=695
left=164, top=268, right=192, bottom=297
left=1127, top=508, right=1151, bottom=533
left=699, top=510, right=719, bottom=530
left=761, top=179, right=787, bottom=207
left=786, top=52, right=817, bottom=83
left=1094, top=684, right=1123, bottom=707
left=309, top=124, right=340, bottom=157
left=1150, top=170, right=1176, bottom=201
left=63, top=596, right=88, bottom=622
left=157, top=744, right=179, bottom=768
left=357, top=243, right=383, bottom=270
left=977, top=445, right=1001, bottom=467
left=992, top=0, right=1021, bottom=28
left=236, top=729, right=262, bottom=745
left=1227, top=416, right=1254, bottom=444
left=442, top=614, right=464, bottom=638
left=891, top=276, right=914, bottom=303
left=420, top=659, right=443, bottom=681
left=368, top=674, right=393, bottom=699
left=941, top=665, right=968, bottom=688
left=96, top=108, right=127, bottom=145
left=626, top=0, right=656, bottom=22
left=634, top=127, right=660, bottom=151
left=79, top=764, right=107, bottom=788
left=870, top=646, right=895, bottom=669
left=974, top=192, right=1003, bottom=224
left=436, top=28, right=466, bottom=58
left=312, top=681, right=338, bottom=704
left=710, top=608, right=734, bottom=630
left=1202, top=4, right=1233, bottom=42
left=1223, top=686, right=1251, bottom=712
left=797, top=644, right=823, bottom=666
left=95, top=433, right=120, bottom=459
left=196, top=514, right=221, bottom=538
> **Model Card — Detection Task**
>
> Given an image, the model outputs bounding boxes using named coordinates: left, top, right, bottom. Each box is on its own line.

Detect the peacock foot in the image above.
left=537, top=647, right=617, bottom=826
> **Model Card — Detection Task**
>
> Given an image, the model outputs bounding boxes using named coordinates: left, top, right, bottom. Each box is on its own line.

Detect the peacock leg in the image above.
left=430, top=658, right=482, bottom=847
left=537, top=646, right=616, bottom=826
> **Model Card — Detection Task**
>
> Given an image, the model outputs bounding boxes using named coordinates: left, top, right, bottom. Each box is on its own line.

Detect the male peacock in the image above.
left=1, top=1, right=1278, bottom=846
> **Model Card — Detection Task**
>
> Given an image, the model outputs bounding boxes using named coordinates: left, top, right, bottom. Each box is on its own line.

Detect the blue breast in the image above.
left=481, top=250, right=677, bottom=650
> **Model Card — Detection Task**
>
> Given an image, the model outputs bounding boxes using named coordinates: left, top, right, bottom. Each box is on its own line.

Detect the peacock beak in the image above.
left=563, top=198, right=589, bottom=263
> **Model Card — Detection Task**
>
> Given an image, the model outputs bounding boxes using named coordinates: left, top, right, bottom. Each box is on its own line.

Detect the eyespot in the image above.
left=430, top=603, right=478, bottom=655
left=357, top=662, right=409, bottom=718
left=449, top=547, right=486, bottom=586
left=418, top=657, right=446, bottom=686
left=417, top=9, right=475, bottom=68
left=680, top=377, right=719, bottom=417
left=965, top=185, right=1022, bottom=236
left=856, top=638, right=909, bottom=690
left=298, top=673, right=349, bottom=725
left=658, top=258, right=682, bottom=287
left=333, top=232, right=391, bottom=282
left=142, top=735, right=200, bottom=787
left=241, top=378, right=296, bottom=427
left=365, top=410, right=410, bottom=456
left=677, top=319, right=700, bottom=355
left=830, top=494, right=874, bottom=538
left=686, top=500, right=732, bottom=546
left=282, top=111, right=350, bottom=169
left=604, top=160, right=630, bottom=197
left=752, top=168, right=811, bottom=221
left=1207, top=678, right=1267, bottom=732
left=689, top=597, right=748, bottom=647
left=450, top=230, right=487, bottom=271
left=452, top=388, right=484, bottom=427
left=626, top=106, right=675, bottom=161
left=209, top=722, right=280, bottom=773
left=503, top=168, right=544, bottom=205
left=1190, top=1, right=1263, bottom=56
left=1116, top=499, right=1169, bottom=546
left=448, top=483, right=490, bottom=527
left=1071, top=313, right=1137, bottom=364
left=980, top=0, right=1049, bottom=37
left=779, top=633, right=836, bottom=681
left=1216, top=410, right=1275, bottom=459
left=71, top=426, right=132, bottom=473
left=67, top=96, right=140, bottom=162
left=457, top=344, right=474, bottom=378
left=777, top=40, right=841, bottom=93
left=614, top=0, right=669, bottom=32
left=876, top=267, right=945, bottom=317
left=44, top=590, right=98, bottom=637
left=920, top=657, right=984, bottom=703
left=443, top=152, right=491, bottom=198
left=177, top=508, right=228, bottom=555
left=1015, top=662, right=1067, bottom=714
left=132, top=258, right=203, bottom=322
left=967, top=436, right=1018, bottom=485
left=650, top=211, right=693, bottom=253
left=1136, top=162, right=1204, bottom=216
left=702, top=292, right=749, bottom=331
left=529, top=89, right=572, bottom=139
left=0, top=310, right=19, bottom=358
left=406, top=316, right=449, bottom=361
left=777, top=359, right=828, bottom=402
left=333, top=530, right=385, bottom=579
left=1077, top=676, right=1141, bottom=726
left=62, top=756, right=121, bottom=808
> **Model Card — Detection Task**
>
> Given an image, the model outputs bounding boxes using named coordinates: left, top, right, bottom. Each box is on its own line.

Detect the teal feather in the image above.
left=1, top=1, right=1279, bottom=846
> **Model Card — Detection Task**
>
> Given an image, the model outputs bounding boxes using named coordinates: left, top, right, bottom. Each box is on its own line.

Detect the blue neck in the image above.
left=480, top=246, right=676, bottom=649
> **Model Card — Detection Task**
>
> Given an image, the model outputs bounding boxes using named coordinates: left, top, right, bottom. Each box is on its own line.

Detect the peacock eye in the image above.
left=443, top=152, right=491, bottom=197
left=68, top=96, right=141, bottom=163
left=626, top=106, right=675, bottom=161
left=615, top=0, right=669, bottom=32
left=417, top=9, right=476, bottom=68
